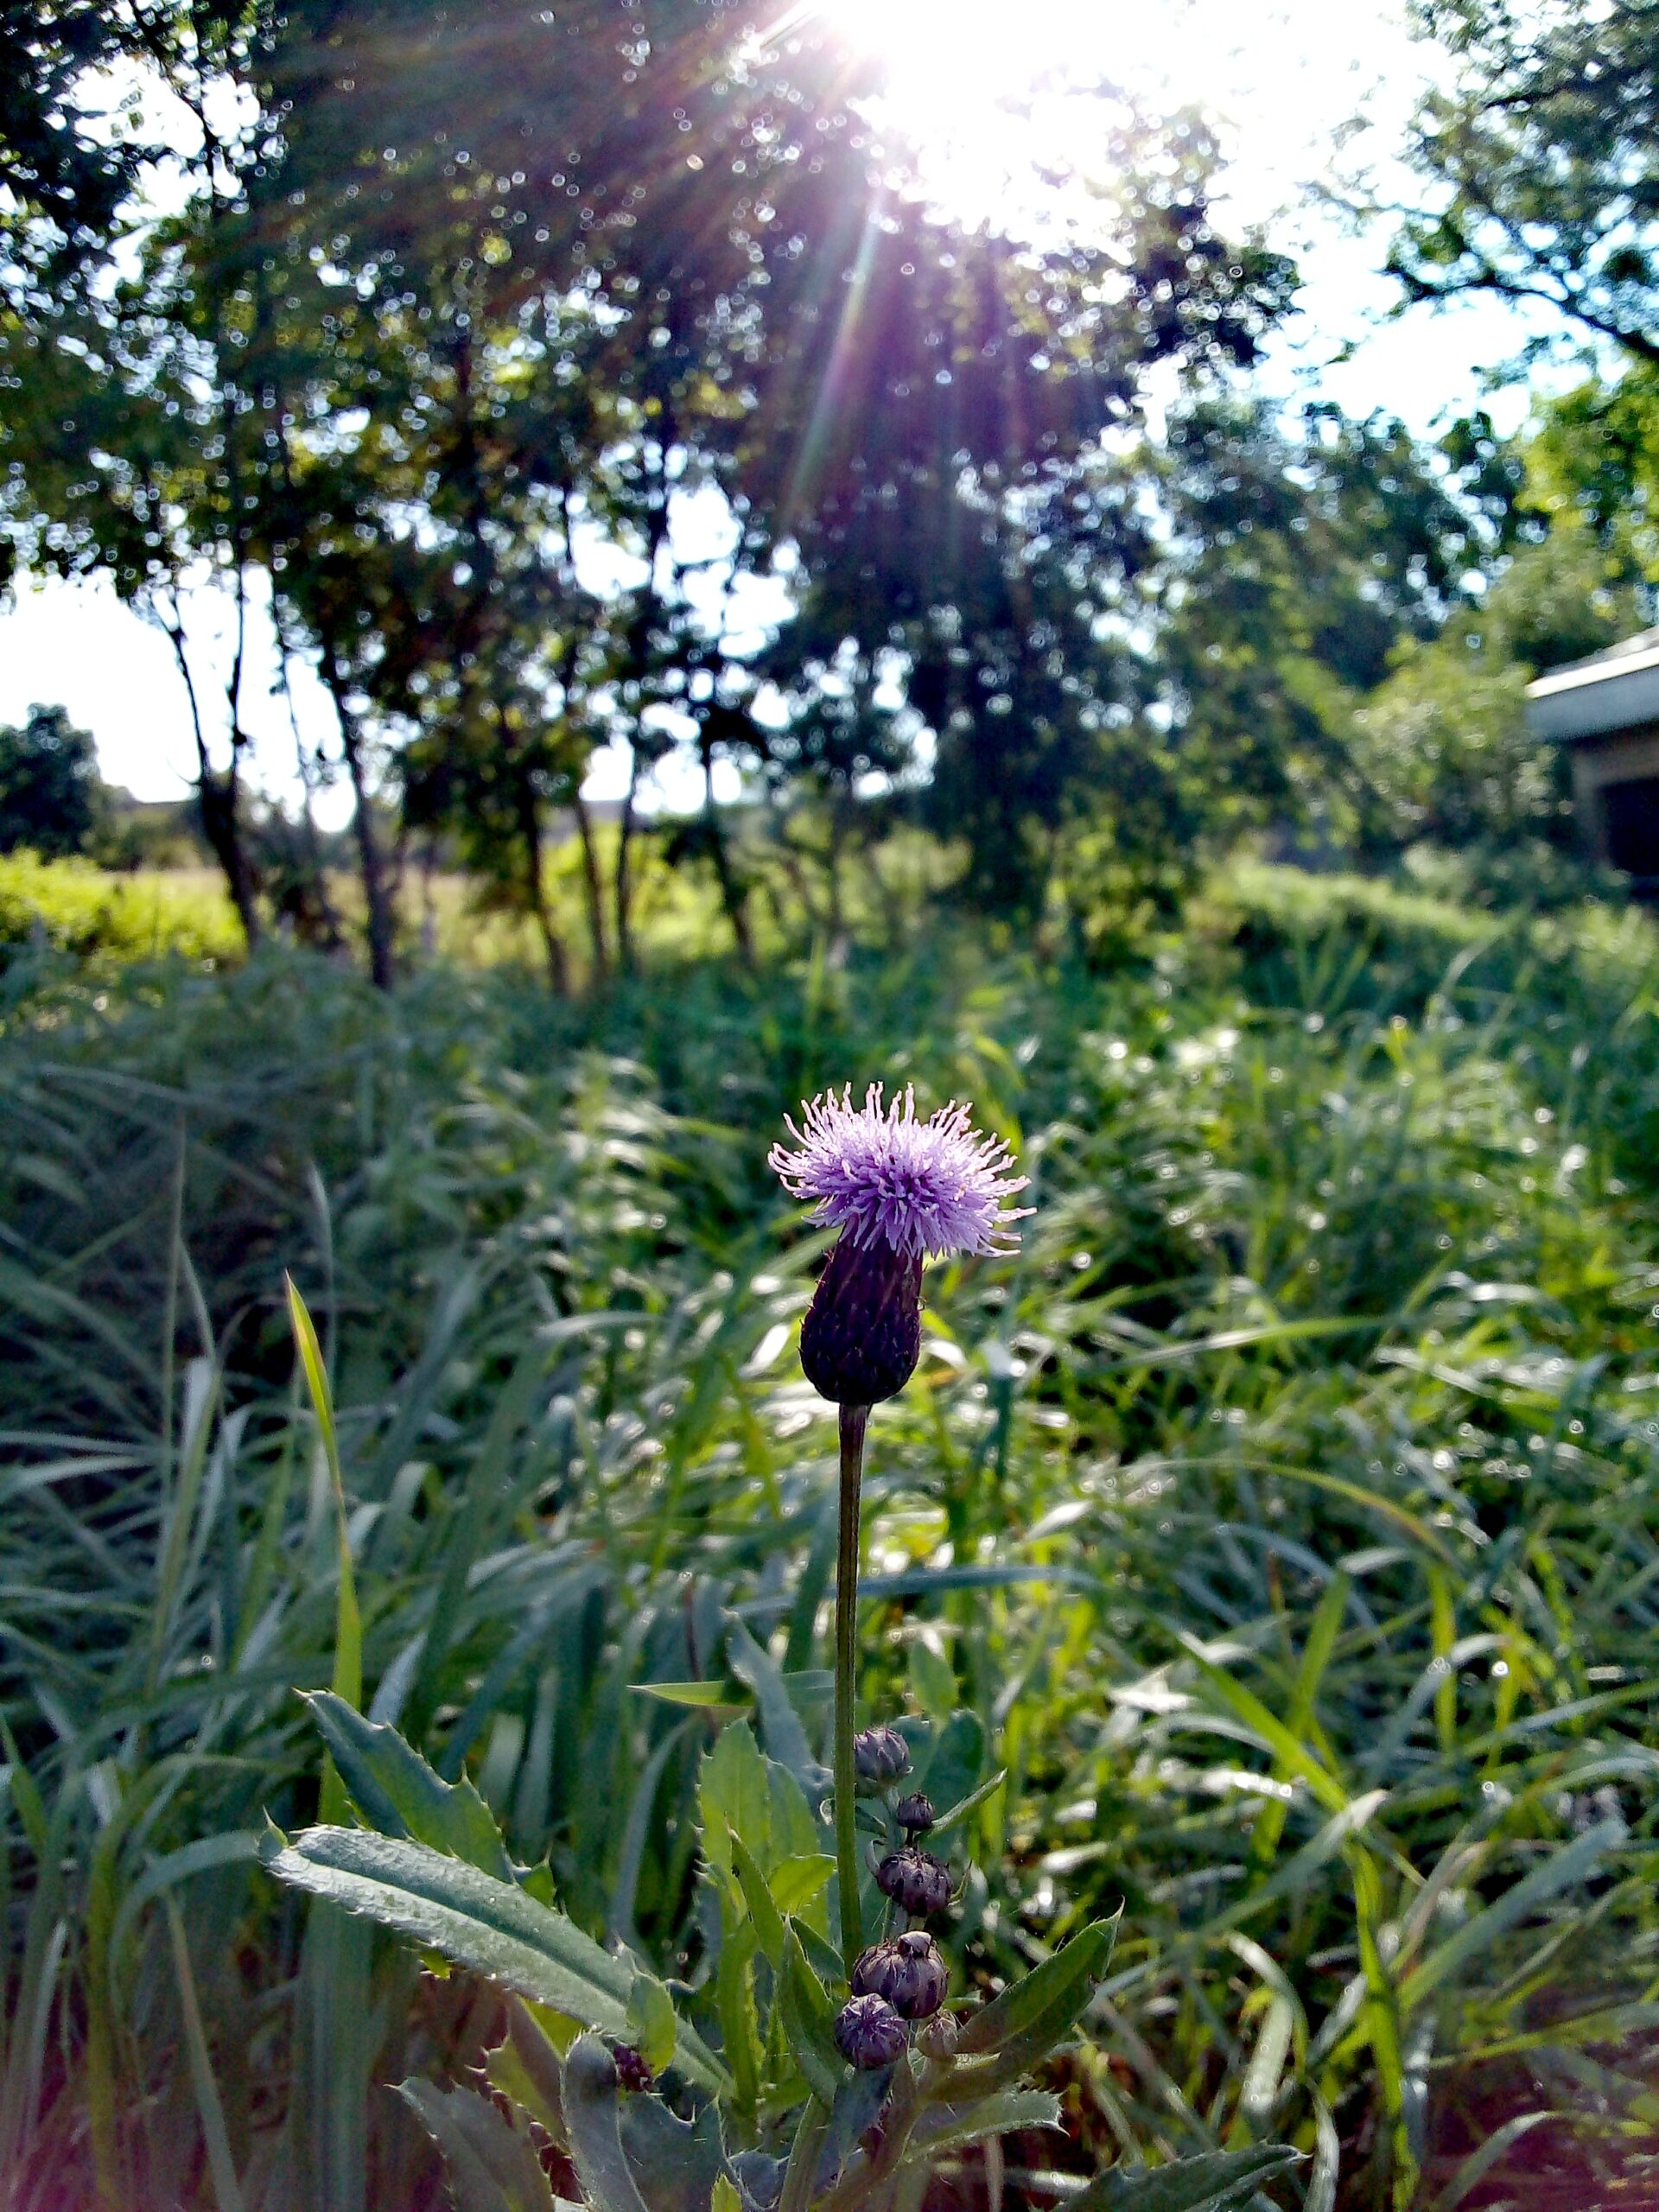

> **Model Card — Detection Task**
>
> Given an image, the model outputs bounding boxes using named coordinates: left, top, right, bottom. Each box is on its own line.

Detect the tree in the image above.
left=1351, top=529, right=1643, bottom=855
left=1147, top=397, right=1485, bottom=853
left=743, top=106, right=1298, bottom=921
left=750, top=618, right=918, bottom=940
left=5, top=0, right=1302, bottom=970
left=1392, top=0, right=1659, bottom=363
left=0, top=702, right=102, bottom=856
left=1525, top=362, right=1659, bottom=588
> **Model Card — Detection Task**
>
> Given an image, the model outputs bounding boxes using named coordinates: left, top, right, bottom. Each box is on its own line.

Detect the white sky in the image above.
left=0, top=0, right=1575, bottom=817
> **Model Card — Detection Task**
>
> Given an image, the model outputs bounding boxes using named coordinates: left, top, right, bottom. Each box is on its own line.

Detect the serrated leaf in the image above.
left=899, top=2089, right=1061, bottom=2168
left=396, top=2078, right=555, bottom=2212
left=730, top=1831, right=785, bottom=1964
left=618, top=2086, right=729, bottom=2212
left=562, top=2038, right=651, bottom=2212
left=944, top=1916, right=1118, bottom=2092
left=486, top=1998, right=566, bottom=2143
left=716, top=1916, right=760, bottom=2129
left=698, top=1725, right=771, bottom=1887
left=626, top=1974, right=678, bottom=2075
left=769, top=1855, right=834, bottom=1921
left=263, top=1826, right=729, bottom=2094
left=302, top=1692, right=513, bottom=1878
left=779, top=1922, right=844, bottom=2108
left=766, top=1761, right=823, bottom=1866
left=1067, top=2144, right=1303, bottom=2212
left=619, top=2070, right=725, bottom=2212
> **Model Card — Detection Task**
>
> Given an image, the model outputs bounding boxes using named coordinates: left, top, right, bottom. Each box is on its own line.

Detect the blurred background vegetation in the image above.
left=10, top=0, right=1659, bottom=2208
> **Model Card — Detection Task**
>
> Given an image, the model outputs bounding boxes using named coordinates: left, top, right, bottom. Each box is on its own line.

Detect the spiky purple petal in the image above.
left=768, top=1084, right=1030, bottom=1260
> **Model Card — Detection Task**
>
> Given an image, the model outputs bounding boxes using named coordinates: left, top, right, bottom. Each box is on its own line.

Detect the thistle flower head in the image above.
left=834, top=1992, right=908, bottom=2069
left=875, top=1845, right=953, bottom=1916
left=769, top=1084, right=1030, bottom=1262
left=852, top=1930, right=949, bottom=2019
left=853, top=1722, right=912, bottom=1789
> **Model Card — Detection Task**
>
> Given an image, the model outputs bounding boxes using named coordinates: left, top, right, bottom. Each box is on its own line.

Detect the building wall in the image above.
left=1567, top=722, right=1659, bottom=866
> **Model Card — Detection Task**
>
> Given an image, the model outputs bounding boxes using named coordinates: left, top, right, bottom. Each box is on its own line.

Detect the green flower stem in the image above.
left=835, top=1401, right=869, bottom=1978
left=778, top=2090, right=830, bottom=2212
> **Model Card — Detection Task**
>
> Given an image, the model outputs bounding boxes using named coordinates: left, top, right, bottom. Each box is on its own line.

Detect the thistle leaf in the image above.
left=302, top=1692, right=514, bottom=1878
left=262, top=1827, right=730, bottom=2094
left=941, top=1915, right=1120, bottom=2093
left=395, top=2078, right=555, bottom=2212
left=562, top=2038, right=652, bottom=2212
left=1065, top=2144, right=1304, bottom=2212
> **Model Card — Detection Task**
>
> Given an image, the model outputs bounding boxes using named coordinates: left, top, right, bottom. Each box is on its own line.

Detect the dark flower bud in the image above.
left=799, top=1232, right=924, bottom=1407
left=612, top=2044, right=653, bottom=2094
left=851, top=1930, right=949, bottom=2019
left=875, top=1846, right=952, bottom=1916
left=894, top=1792, right=935, bottom=1832
left=915, top=2008, right=962, bottom=2061
left=853, top=1723, right=912, bottom=1789
left=833, top=1992, right=908, bottom=2069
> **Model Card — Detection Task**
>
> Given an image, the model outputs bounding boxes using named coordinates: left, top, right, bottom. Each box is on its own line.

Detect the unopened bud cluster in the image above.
left=834, top=1717, right=959, bottom=2069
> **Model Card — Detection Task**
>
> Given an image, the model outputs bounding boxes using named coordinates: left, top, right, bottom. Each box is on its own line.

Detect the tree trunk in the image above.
left=159, top=601, right=261, bottom=949
left=515, top=771, right=568, bottom=993
left=762, top=791, right=823, bottom=934
left=826, top=789, right=849, bottom=944
left=199, top=764, right=262, bottom=950
left=420, top=838, right=440, bottom=962
left=274, top=639, right=345, bottom=951
left=323, top=656, right=396, bottom=990
left=614, top=741, right=642, bottom=975
left=572, top=792, right=610, bottom=986
left=701, top=735, right=753, bottom=965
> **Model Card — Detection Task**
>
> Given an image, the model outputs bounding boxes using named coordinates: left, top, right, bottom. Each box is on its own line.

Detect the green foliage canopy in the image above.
left=0, top=701, right=102, bottom=857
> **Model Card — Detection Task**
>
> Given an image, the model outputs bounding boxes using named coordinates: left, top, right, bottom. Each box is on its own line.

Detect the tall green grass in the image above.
left=6, top=873, right=1659, bottom=2209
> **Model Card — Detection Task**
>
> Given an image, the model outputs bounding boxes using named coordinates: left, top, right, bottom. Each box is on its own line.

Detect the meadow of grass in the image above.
left=0, top=852, right=243, bottom=963
left=7, top=867, right=1659, bottom=2211
left=0, top=817, right=954, bottom=978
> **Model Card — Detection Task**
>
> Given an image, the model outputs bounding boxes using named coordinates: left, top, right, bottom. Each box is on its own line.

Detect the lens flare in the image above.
left=817, top=0, right=1117, bottom=225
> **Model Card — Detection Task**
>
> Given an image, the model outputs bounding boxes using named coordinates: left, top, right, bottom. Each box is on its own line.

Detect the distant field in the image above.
left=0, top=851, right=243, bottom=962
left=0, top=826, right=954, bottom=973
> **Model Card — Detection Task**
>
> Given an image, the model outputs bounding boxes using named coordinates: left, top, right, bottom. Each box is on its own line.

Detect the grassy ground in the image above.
left=6, top=869, right=1659, bottom=2209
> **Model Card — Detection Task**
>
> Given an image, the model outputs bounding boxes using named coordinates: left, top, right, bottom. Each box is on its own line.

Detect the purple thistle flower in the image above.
left=768, top=1084, right=1030, bottom=1262
left=772, top=1085, right=1031, bottom=1406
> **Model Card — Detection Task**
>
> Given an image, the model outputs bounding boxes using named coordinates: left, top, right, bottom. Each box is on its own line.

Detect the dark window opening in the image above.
left=1604, top=772, right=1659, bottom=882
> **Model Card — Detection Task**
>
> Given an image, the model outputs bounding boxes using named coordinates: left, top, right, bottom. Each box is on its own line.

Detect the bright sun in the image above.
left=828, top=0, right=1110, bottom=120
left=799, top=0, right=1395, bottom=245
left=812, top=0, right=1164, bottom=227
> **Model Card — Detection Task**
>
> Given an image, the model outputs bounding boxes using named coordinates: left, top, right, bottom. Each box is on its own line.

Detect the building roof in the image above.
left=1527, top=627, right=1659, bottom=744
